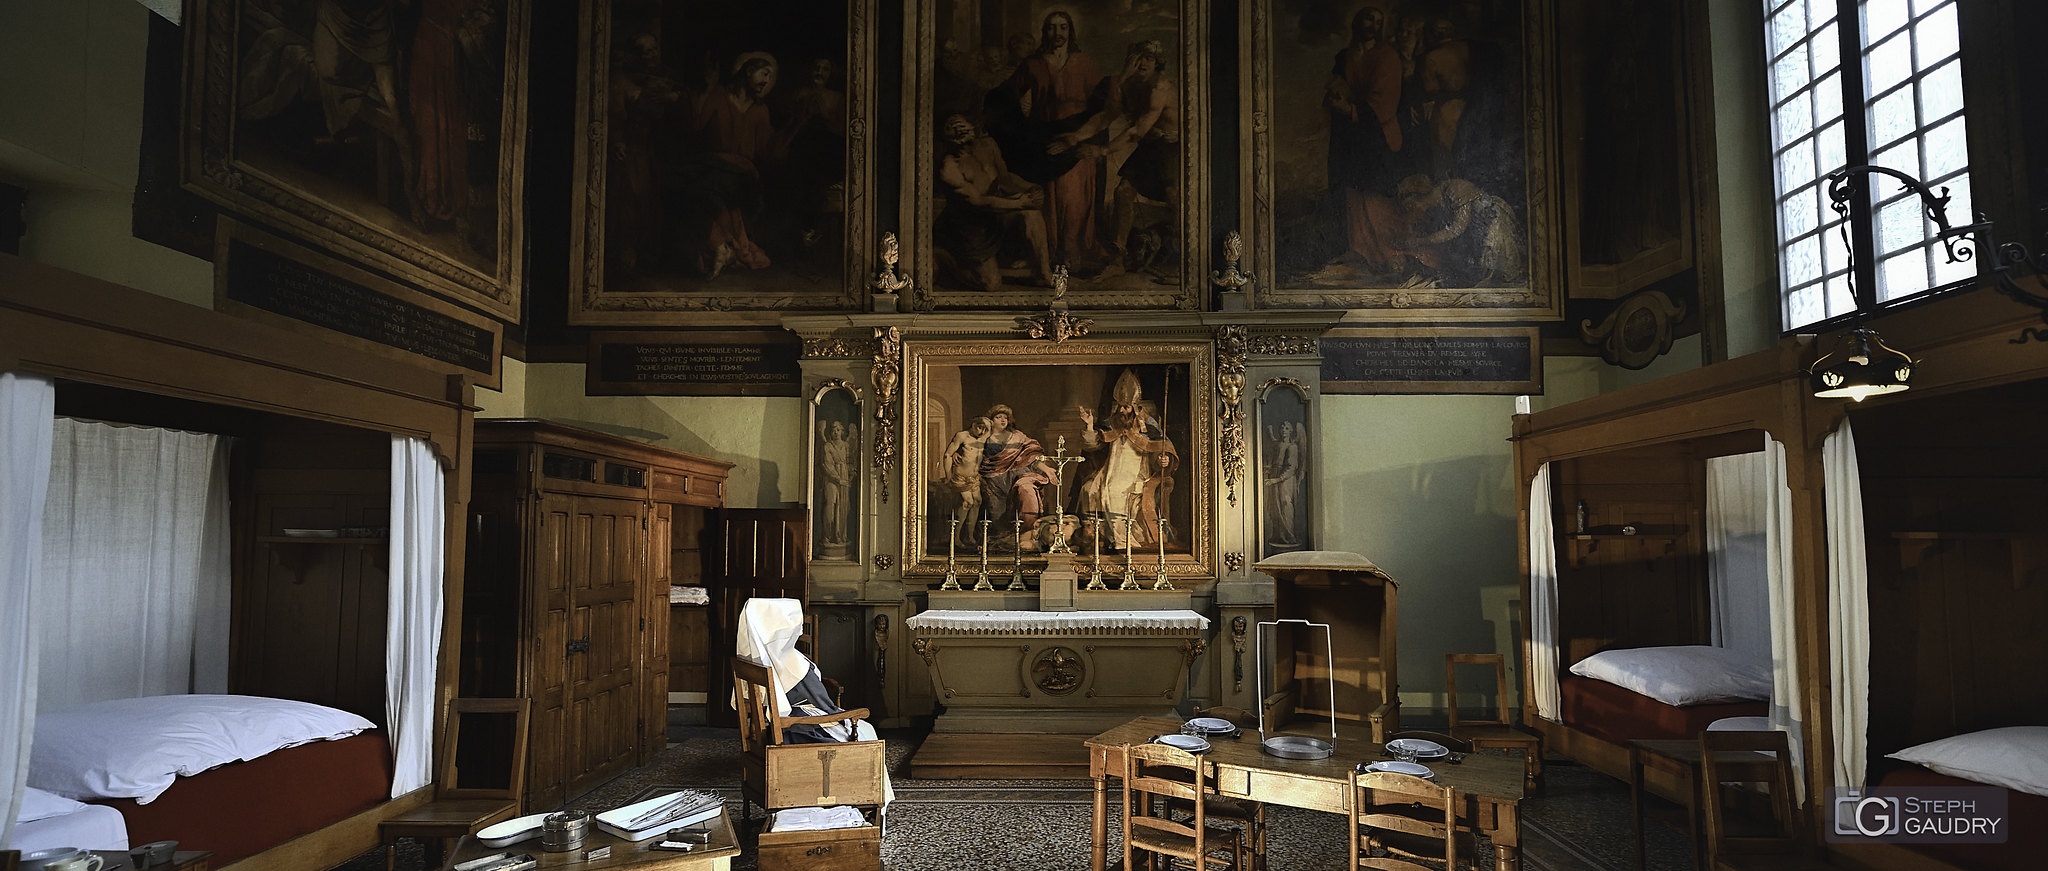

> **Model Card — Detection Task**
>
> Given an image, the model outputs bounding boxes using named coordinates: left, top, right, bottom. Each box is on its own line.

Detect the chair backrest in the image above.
left=1123, top=743, right=1210, bottom=860
left=1445, top=653, right=1511, bottom=729
left=732, top=656, right=781, bottom=751
left=1698, top=729, right=1803, bottom=859
left=436, top=697, right=530, bottom=804
left=1385, top=729, right=1473, bottom=753
left=1353, top=770, right=1456, bottom=871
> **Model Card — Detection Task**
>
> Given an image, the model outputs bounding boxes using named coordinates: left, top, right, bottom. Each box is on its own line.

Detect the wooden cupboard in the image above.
left=460, top=420, right=730, bottom=810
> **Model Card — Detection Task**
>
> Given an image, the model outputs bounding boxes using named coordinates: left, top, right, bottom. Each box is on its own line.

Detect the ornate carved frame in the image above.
left=905, top=0, right=1211, bottom=313
left=1241, top=0, right=1562, bottom=320
left=900, top=339, right=1216, bottom=581
left=567, top=0, right=876, bottom=324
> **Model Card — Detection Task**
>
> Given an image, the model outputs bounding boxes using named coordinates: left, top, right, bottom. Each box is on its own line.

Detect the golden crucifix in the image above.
left=1039, top=435, right=1086, bottom=554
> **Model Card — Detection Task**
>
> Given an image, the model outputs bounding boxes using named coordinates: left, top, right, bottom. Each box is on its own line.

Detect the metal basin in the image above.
left=1260, top=735, right=1334, bottom=760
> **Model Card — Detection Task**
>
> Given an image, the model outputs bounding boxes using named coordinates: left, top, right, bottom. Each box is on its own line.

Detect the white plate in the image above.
left=1154, top=733, right=1210, bottom=753
left=1385, top=737, right=1450, bottom=759
left=1185, top=717, right=1236, bottom=735
left=477, top=811, right=551, bottom=847
left=1363, top=760, right=1435, bottom=778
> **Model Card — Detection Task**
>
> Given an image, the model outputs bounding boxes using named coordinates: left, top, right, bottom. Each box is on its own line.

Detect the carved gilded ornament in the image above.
left=1216, top=326, right=1248, bottom=507
left=873, top=553, right=893, bottom=572
left=1248, top=335, right=1319, bottom=356
left=1230, top=616, right=1248, bottom=691
left=870, top=326, right=902, bottom=500
left=1224, top=552, right=1245, bottom=572
left=804, top=337, right=879, bottom=360
left=911, top=637, right=936, bottom=666
left=873, top=615, right=889, bottom=693
left=1033, top=646, right=1085, bottom=696
left=869, top=232, right=912, bottom=299
left=1212, top=230, right=1253, bottom=295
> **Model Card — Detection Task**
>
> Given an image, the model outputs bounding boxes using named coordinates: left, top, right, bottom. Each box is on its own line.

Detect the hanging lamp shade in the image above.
left=1809, top=327, right=1915, bottom=401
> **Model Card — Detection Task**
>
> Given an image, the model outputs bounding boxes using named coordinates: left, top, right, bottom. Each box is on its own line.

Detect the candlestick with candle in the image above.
left=941, top=516, right=961, bottom=589
left=1119, top=514, right=1140, bottom=589
left=1085, top=514, right=1107, bottom=589
left=1006, top=517, right=1026, bottom=590
left=1152, top=516, right=1173, bottom=589
left=973, top=518, right=994, bottom=589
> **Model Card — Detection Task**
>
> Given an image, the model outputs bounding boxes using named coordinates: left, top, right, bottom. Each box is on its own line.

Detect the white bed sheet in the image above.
left=8, top=802, right=129, bottom=853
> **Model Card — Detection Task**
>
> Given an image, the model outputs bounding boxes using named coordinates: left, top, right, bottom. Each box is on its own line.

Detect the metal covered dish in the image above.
left=1259, top=734, right=1334, bottom=760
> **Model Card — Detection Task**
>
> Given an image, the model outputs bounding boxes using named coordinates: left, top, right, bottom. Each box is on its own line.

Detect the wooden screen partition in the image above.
left=0, top=254, right=474, bottom=871
left=1254, top=552, right=1399, bottom=743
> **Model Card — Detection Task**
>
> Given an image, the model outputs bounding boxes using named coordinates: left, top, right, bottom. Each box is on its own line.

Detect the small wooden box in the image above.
left=757, top=810, right=881, bottom=871
left=760, top=739, right=888, bottom=807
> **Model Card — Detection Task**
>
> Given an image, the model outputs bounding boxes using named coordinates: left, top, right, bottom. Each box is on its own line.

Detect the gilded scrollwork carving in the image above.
left=911, top=636, right=937, bottom=666
left=1224, top=552, right=1245, bottom=572
left=1216, top=326, right=1248, bottom=507
left=804, top=337, right=879, bottom=360
left=1248, top=335, right=1319, bottom=356
left=1231, top=615, right=1248, bottom=691
left=1212, top=230, right=1253, bottom=296
left=870, top=325, right=902, bottom=501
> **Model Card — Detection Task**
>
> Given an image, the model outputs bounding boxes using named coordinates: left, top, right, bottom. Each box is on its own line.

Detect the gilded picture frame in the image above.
left=183, top=0, right=530, bottom=321
left=907, top=1, right=1210, bottom=313
left=902, top=340, right=1214, bottom=582
left=1243, top=0, right=1561, bottom=320
left=566, top=0, right=875, bottom=326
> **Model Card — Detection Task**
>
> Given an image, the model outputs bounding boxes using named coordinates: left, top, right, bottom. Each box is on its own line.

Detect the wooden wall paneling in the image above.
left=708, top=508, right=809, bottom=727
left=645, top=502, right=672, bottom=761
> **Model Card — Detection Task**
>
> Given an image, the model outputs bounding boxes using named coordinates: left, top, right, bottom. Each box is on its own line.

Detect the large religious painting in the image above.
left=908, top=2, right=1210, bottom=312
left=184, top=0, right=530, bottom=321
left=902, top=341, right=1215, bottom=583
left=1244, top=0, right=1560, bottom=320
left=567, top=0, right=874, bottom=325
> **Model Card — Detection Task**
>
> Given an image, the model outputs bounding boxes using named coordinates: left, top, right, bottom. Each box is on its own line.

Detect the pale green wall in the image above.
left=0, top=0, right=212, bottom=305
left=1317, top=394, right=1523, bottom=711
left=513, top=364, right=804, bottom=509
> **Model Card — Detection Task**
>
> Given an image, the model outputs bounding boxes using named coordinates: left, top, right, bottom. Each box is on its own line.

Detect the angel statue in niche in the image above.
left=1263, top=420, right=1306, bottom=548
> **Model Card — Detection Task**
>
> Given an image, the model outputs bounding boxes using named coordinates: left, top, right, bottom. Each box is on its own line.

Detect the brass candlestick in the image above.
left=1085, top=514, right=1107, bottom=590
left=1119, top=514, right=1140, bottom=590
left=940, top=516, right=961, bottom=589
left=1041, top=436, right=1086, bottom=553
left=1152, top=516, right=1174, bottom=590
left=973, top=519, right=994, bottom=590
left=1007, top=517, right=1027, bottom=590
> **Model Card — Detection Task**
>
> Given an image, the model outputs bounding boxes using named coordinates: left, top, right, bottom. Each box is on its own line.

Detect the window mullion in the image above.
left=1835, top=0, right=1878, bottom=312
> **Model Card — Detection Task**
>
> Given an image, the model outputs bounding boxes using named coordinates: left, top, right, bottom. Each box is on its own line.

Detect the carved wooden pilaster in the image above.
left=870, top=326, right=901, bottom=500
left=1216, top=326, right=1248, bottom=506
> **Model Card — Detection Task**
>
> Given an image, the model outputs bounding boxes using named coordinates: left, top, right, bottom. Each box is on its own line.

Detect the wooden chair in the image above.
left=1445, top=653, right=1542, bottom=788
left=1351, top=770, right=1468, bottom=871
left=1123, top=743, right=1245, bottom=871
left=379, top=697, right=530, bottom=871
left=1698, top=730, right=1828, bottom=871
left=731, top=656, right=888, bottom=829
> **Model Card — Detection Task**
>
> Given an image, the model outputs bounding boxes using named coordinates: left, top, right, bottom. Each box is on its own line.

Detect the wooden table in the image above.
left=89, top=851, right=212, bottom=871
left=1628, top=738, right=1778, bottom=871
left=1086, top=717, right=1526, bottom=871
left=441, top=809, right=742, bottom=870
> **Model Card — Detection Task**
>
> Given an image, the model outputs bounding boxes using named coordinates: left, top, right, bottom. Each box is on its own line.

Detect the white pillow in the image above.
left=28, top=694, right=376, bottom=804
left=16, top=786, right=90, bottom=823
left=1887, top=726, right=2048, bottom=799
left=1568, top=645, right=1771, bottom=706
left=1707, top=716, right=1773, bottom=732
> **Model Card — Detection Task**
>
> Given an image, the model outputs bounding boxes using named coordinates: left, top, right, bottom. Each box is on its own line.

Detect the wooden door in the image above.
left=529, top=490, right=647, bottom=807
left=707, top=508, right=809, bottom=726
left=642, top=502, right=672, bottom=762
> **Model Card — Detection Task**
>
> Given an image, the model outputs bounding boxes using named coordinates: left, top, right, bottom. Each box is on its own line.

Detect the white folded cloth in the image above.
left=768, top=805, right=870, bottom=832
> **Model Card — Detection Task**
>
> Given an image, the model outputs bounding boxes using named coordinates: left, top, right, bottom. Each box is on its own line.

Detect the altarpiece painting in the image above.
left=184, top=0, right=530, bottom=320
left=908, top=1, right=1210, bottom=312
left=903, top=341, right=1214, bottom=582
left=1245, top=0, right=1560, bottom=320
left=567, top=0, right=875, bottom=325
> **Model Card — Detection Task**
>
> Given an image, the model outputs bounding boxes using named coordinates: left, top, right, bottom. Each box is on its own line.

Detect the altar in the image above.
left=905, top=606, right=1208, bottom=735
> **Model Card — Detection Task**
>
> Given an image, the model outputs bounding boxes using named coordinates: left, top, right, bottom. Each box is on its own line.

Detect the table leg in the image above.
left=1494, top=844, right=1518, bottom=871
left=1092, top=771, right=1108, bottom=871
left=1686, top=769, right=1704, bottom=871
left=1631, top=748, right=1648, bottom=871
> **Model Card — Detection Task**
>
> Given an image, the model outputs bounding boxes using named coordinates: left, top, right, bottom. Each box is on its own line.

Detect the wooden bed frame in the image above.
left=1, top=254, right=476, bottom=871
left=1513, top=290, right=2048, bottom=861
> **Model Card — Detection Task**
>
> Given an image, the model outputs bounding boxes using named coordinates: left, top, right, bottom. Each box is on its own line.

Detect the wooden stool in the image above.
left=1445, top=653, right=1542, bottom=789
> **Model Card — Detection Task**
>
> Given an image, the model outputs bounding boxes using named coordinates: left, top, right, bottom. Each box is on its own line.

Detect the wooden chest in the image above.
left=757, top=812, right=881, bottom=871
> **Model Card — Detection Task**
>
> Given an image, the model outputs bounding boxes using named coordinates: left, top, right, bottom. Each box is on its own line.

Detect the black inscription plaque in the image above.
left=1320, top=328, right=1542, bottom=395
left=588, top=331, right=802, bottom=396
left=224, top=238, right=496, bottom=375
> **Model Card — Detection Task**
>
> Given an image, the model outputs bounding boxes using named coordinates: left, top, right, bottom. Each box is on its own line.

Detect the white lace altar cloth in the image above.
left=904, top=609, right=1208, bottom=635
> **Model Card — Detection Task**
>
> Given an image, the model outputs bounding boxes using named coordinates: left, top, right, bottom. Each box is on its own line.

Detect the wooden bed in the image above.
left=2, top=256, right=475, bottom=870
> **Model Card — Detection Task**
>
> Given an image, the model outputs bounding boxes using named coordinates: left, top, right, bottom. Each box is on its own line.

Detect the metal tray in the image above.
left=1260, top=735, right=1334, bottom=760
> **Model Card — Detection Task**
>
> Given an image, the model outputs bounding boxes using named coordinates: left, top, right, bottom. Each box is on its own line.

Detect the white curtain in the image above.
left=37, top=419, right=232, bottom=713
left=0, top=373, right=56, bottom=849
left=1527, top=463, right=1561, bottom=720
left=1824, top=421, right=1871, bottom=789
left=1759, top=438, right=1806, bottom=802
left=1706, top=451, right=1774, bottom=665
left=386, top=436, right=446, bottom=798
